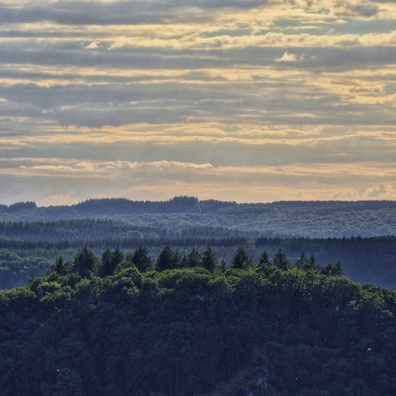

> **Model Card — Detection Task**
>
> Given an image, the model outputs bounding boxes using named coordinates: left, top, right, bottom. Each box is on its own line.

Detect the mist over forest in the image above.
left=0, top=196, right=395, bottom=289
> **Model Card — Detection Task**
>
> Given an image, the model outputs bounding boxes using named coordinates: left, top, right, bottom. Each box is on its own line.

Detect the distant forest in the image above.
left=1, top=196, right=395, bottom=237
left=0, top=196, right=395, bottom=290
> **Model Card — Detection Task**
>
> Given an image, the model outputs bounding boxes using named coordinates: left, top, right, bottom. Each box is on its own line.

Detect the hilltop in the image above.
left=1, top=197, right=395, bottom=238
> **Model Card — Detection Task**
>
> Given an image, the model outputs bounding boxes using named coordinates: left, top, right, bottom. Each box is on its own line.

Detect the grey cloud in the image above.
left=0, top=176, right=29, bottom=205
left=0, top=68, right=181, bottom=85
left=0, top=142, right=328, bottom=169
left=322, top=19, right=396, bottom=35
left=0, top=0, right=267, bottom=26
left=2, top=128, right=395, bottom=168
left=1, top=72, right=395, bottom=128
left=229, top=46, right=396, bottom=70
left=367, top=184, right=388, bottom=198
left=168, top=0, right=267, bottom=9
left=0, top=0, right=394, bottom=204
left=1, top=145, right=394, bottom=205
left=0, top=3, right=170, bottom=25
left=0, top=167, right=392, bottom=206
left=1, top=80, right=248, bottom=108
left=347, top=3, right=380, bottom=17
left=1, top=40, right=395, bottom=130
left=0, top=45, right=230, bottom=70
left=2, top=35, right=396, bottom=73
left=0, top=84, right=323, bottom=127
left=0, top=174, right=125, bottom=205
left=0, top=44, right=364, bottom=78
left=0, top=99, right=44, bottom=120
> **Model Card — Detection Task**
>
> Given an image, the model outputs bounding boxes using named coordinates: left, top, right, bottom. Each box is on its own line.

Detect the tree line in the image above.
left=0, top=197, right=394, bottom=238
left=51, top=246, right=344, bottom=279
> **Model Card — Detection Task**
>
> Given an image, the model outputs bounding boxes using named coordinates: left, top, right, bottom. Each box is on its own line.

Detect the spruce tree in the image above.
left=231, top=247, right=253, bottom=270
left=202, top=246, right=218, bottom=271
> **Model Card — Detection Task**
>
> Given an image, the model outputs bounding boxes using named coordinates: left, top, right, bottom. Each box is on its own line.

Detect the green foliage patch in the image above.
left=0, top=247, right=395, bottom=395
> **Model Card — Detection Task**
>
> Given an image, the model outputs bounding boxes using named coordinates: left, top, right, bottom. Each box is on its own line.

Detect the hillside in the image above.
left=0, top=197, right=395, bottom=290
left=0, top=234, right=396, bottom=290
left=1, top=197, right=395, bottom=238
left=1, top=248, right=395, bottom=395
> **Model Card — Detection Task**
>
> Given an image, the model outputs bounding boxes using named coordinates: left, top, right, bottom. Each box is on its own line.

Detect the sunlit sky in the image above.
left=0, top=0, right=395, bottom=205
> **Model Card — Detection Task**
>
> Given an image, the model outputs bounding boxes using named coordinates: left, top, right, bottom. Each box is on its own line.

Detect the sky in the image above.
left=0, top=0, right=395, bottom=205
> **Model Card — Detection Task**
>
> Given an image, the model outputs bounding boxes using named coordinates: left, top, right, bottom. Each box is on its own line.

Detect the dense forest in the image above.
left=1, top=246, right=395, bottom=395
left=0, top=230, right=396, bottom=289
left=1, top=197, right=395, bottom=394
left=1, top=197, right=395, bottom=238
left=0, top=196, right=395, bottom=290
left=0, top=233, right=395, bottom=290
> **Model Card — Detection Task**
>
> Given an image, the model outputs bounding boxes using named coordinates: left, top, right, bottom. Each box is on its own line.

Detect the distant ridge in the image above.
left=2, top=196, right=395, bottom=214
left=0, top=197, right=395, bottom=238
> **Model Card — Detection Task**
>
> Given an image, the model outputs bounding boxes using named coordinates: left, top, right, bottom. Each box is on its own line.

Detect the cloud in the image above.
left=276, top=50, right=304, bottom=62
left=367, top=184, right=389, bottom=198
left=0, top=0, right=268, bottom=26
left=2, top=157, right=395, bottom=205
left=1, top=122, right=395, bottom=178
left=1, top=44, right=395, bottom=130
left=348, top=3, right=380, bottom=17
left=44, top=193, right=79, bottom=206
left=1, top=158, right=214, bottom=179
left=0, top=0, right=395, bottom=203
left=84, top=41, right=102, bottom=49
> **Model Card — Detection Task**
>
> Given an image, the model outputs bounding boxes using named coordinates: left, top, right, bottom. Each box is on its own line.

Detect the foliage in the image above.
left=0, top=234, right=395, bottom=290
left=231, top=247, right=253, bottom=270
left=0, top=197, right=395, bottom=290
left=0, top=247, right=395, bottom=395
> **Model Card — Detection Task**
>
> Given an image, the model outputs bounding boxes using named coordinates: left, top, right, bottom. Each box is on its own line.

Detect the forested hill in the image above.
left=1, top=248, right=395, bottom=395
left=1, top=197, right=395, bottom=237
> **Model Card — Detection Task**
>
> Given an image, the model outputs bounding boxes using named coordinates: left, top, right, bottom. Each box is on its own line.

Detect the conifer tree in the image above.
left=131, top=246, right=153, bottom=272
left=156, top=246, right=179, bottom=271
left=273, top=249, right=290, bottom=271
left=100, top=248, right=114, bottom=277
left=259, top=250, right=271, bottom=267
left=185, top=248, right=202, bottom=268
left=74, top=247, right=99, bottom=278
left=231, top=247, right=253, bottom=270
left=202, top=246, right=218, bottom=271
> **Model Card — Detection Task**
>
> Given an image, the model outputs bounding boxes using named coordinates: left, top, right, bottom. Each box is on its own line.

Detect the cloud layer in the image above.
left=0, top=0, right=395, bottom=204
